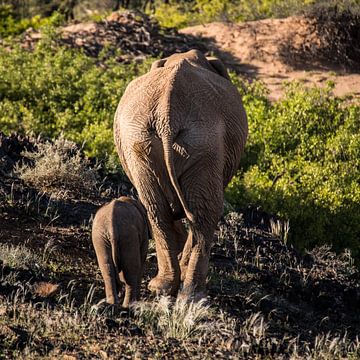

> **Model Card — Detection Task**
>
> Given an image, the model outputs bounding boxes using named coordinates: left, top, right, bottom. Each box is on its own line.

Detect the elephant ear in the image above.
left=206, top=57, right=231, bottom=80
left=151, top=59, right=167, bottom=71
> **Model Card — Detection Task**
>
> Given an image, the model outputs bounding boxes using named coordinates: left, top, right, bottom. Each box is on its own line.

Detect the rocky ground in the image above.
left=1, top=135, right=360, bottom=358
left=19, top=11, right=207, bottom=63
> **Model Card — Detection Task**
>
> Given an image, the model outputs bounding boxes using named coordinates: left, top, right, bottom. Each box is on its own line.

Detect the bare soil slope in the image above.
left=181, top=16, right=360, bottom=100
left=1, top=135, right=360, bottom=358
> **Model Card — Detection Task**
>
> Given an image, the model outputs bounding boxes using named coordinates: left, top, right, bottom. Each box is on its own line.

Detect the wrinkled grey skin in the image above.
left=114, top=49, right=248, bottom=300
left=92, top=196, right=149, bottom=307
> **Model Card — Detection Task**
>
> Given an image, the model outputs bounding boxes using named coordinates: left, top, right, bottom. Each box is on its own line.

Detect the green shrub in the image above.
left=0, top=33, right=152, bottom=166
left=226, top=79, right=360, bottom=259
left=151, top=0, right=314, bottom=28
left=0, top=5, right=64, bottom=37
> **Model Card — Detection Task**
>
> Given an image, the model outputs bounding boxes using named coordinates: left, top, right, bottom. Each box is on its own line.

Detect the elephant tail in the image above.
left=162, top=134, right=195, bottom=224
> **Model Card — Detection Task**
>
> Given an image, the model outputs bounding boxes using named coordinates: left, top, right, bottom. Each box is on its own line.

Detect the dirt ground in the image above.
left=181, top=16, right=360, bottom=100
left=1, top=134, right=360, bottom=358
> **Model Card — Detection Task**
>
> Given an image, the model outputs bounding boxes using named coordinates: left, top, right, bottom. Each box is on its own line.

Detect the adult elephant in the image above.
left=114, top=50, right=248, bottom=300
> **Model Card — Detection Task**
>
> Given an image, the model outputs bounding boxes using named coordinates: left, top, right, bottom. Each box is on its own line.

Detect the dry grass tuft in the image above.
left=0, top=243, right=41, bottom=270
left=242, top=312, right=268, bottom=344
left=32, top=281, right=60, bottom=298
left=15, top=134, right=98, bottom=198
left=269, top=218, right=290, bottom=244
left=132, top=296, right=214, bottom=340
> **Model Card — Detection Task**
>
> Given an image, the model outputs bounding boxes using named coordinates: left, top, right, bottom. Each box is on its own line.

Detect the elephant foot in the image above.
left=148, top=276, right=179, bottom=296
left=177, top=284, right=207, bottom=303
left=106, top=295, right=120, bottom=305
left=122, top=297, right=132, bottom=308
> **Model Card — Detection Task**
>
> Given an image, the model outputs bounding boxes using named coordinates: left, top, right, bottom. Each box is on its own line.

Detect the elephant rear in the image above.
left=114, top=59, right=247, bottom=222
left=113, top=50, right=248, bottom=299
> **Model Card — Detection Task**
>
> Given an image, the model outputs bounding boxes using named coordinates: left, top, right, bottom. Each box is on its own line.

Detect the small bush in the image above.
left=226, top=79, right=360, bottom=259
left=0, top=244, right=41, bottom=270
left=0, top=34, right=152, bottom=166
left=16, top=135, right=98, bottom=198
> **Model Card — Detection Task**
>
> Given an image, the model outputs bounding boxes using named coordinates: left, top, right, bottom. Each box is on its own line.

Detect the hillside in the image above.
left=16, top=12, right=360, bottom=101
left=1, top=10, right=360, bottom=359
left=181, top=16, right=360, bottom=100
left=1, top=123, right=359, bottom=358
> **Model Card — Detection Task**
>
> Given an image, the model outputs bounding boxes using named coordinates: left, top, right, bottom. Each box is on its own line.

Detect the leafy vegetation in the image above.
left=0, top=5, right=64, bottom=37
left=0, top=33, right=152, bottom=166
left=226, top=77, right=360, bottom=259
left=152, top=0, right=315, bottom=28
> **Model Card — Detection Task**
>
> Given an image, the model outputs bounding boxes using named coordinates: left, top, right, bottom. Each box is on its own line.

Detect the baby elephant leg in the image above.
left=120, top=242, right=142, bottom=308
left=93, top=238, right=120, bottom=304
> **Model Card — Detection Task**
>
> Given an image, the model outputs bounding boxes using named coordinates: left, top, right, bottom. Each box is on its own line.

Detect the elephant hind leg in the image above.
left=180, top=225, right=215, bottom=300
left=127, top=163, right=183, bottom=297
left=173, top=220, right=189, bottom=282
left=147, top=217, right=182, bottom=296
left=179, top=162, right=224, bottom=300
left=147, top=219, right=186, bottom=295
left=102, top=264, right=120, bottom=304
left=119, top=239, right=142, bottom=308
left=93, top=239, right=120, bottom=304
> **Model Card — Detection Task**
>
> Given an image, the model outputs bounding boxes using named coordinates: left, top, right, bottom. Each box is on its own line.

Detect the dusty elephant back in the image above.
left=114, top=59, right=248, bottom=191
left=93, top=198, right=147, bottom=240
left=115, top=59, right=246, bottom=132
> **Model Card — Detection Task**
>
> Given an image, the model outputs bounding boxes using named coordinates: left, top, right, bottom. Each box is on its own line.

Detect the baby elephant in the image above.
left=92, top=196, right=149, bottom=307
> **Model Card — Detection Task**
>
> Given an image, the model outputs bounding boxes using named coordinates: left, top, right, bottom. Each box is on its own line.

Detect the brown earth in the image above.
left=181, top=16, right=360, bottom=100
left=1, top=133, right=360, bottom=358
